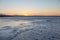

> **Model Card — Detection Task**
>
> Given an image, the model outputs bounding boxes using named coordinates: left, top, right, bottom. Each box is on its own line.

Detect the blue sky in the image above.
left=0, top=0, right=60, bottom=15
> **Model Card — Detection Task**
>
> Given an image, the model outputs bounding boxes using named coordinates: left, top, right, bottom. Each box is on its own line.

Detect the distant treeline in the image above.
left=0, top=14, right=13, bottom=17
left=0, top=14, right=60, bottom=17
left=0, top=14, right=21, bottom=17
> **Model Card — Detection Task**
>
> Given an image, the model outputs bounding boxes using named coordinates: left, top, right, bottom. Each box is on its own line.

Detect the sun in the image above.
left=22, top=12, right=29, bottom=16
left=23, top=13, right=29, bottom=16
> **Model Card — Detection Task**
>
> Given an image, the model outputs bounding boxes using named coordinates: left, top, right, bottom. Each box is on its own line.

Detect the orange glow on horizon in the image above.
left=0, top=11, right=60, bottom=16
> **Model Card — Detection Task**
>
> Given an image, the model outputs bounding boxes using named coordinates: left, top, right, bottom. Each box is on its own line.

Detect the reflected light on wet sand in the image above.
left=0, top=20, right=32, bottom=27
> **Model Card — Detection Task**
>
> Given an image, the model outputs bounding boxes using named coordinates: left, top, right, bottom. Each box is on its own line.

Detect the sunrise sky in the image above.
left=0, top=0, right=60, bottom=16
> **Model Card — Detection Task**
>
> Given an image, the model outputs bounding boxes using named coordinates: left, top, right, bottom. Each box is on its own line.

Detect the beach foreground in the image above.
left=0, top=17, right=60, bottom=40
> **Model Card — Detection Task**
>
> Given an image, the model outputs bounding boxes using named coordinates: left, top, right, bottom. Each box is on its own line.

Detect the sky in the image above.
left=0, top=0, right=60, bottom=16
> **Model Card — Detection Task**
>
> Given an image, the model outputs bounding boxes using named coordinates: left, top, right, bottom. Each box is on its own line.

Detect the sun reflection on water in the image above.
left=0, top=20, right=32, bottom=28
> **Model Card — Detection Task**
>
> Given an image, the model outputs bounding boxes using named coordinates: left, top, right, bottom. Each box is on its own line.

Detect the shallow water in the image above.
left=0, top=17, right=60, bottom=40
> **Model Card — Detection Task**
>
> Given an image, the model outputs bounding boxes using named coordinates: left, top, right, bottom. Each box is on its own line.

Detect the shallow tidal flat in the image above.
left=0, top=17, right=60, bottom=40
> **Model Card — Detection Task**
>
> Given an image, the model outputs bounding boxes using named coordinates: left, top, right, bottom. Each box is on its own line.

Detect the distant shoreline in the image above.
left=0, top=16, right=60, bottom=17
left=0, top=14, right=60, bottom=17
